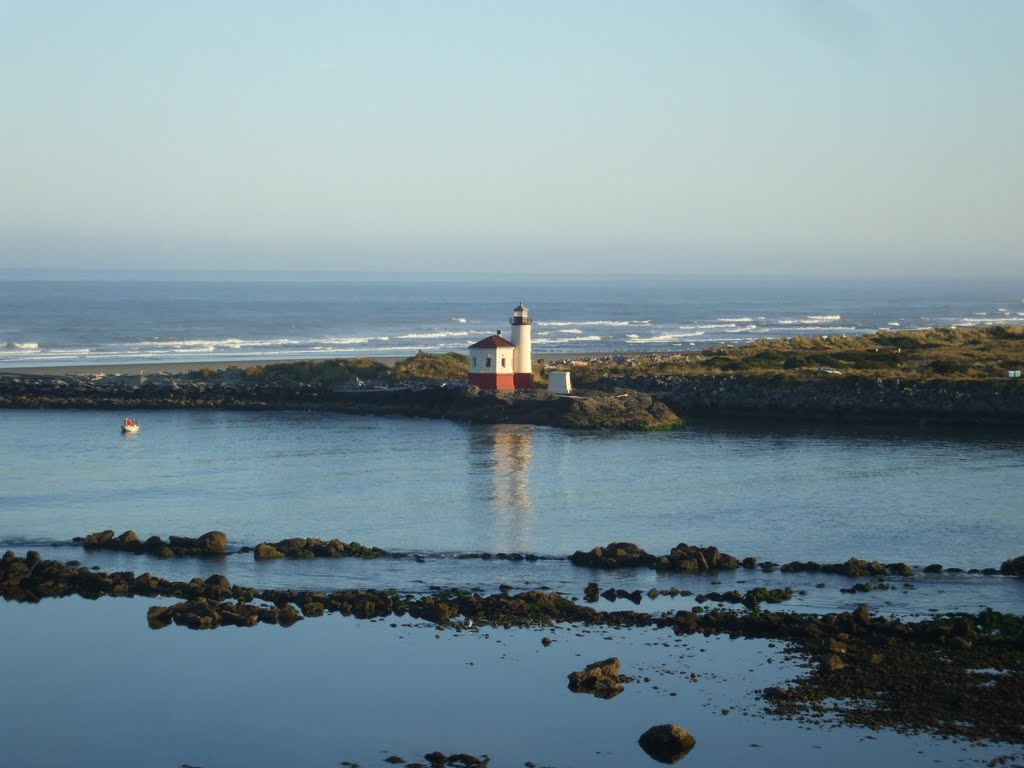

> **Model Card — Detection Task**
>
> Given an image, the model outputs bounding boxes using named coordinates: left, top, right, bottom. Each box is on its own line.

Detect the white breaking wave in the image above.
left=396, top=331, right=471, bottom=340
left=778, top=315, right=841, bottom=325
left=717, top=316, right=765, bottom=323
left=626, top=331, right=708, bottom=344
left=953, top=317, right=1014, bottom=326
left=537, top=320, right=650, bottom=328
left=533, top=335, right=603, bottom=345
left=2, top=341, right=40, bottom=350
left=763, top=325, right=857, bottom=334
left=723, top=324, right=760, bottom=333
left=679, top=322, right=751, bottom=331
left=0, top=346, right=91, bottom=362
left=128, top=336, right=393, bottom=353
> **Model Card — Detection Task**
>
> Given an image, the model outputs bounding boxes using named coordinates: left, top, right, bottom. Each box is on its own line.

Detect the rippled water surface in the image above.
left=2, top=409, right=1021, bottom=566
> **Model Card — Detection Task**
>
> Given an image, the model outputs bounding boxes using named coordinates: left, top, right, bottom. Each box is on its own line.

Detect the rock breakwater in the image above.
left=0, top=371, right=681, bottom=430
left=595, top=373, right=1024, bottom=425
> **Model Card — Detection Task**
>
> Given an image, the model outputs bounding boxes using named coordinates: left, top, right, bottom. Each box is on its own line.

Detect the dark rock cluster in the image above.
left=695, top=587, right=794, bottom=609
left=1002, top=555, right=1024, bottom=577
left=75, top=529, right=228, bottom=558
left=147, top=598, right=304, bottom=630
left=567, top=657, right=631, bottom=699
left=780, top=557, right=913, bottom=577
left=1, top=550, right=253, bottom=603
left=569, top=542, right=743, bottom=572
left=250, top=537, right=387, bottom=560
left=342, top=752, right=488, bottom=768
left=778, top=561, right=917, bottom=577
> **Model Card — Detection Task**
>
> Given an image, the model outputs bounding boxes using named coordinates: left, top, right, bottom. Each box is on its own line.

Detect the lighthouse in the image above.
left=467, top=303, right=535, bottom=390
left=509, top=302, right=534, bottom=389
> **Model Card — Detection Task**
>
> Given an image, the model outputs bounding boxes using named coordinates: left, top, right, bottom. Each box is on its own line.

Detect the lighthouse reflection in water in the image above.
left=469, top=425, right=535, bottom=553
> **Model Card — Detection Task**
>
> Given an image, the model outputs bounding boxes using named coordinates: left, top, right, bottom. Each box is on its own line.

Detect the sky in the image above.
left=0, top=1, right=1022, bottom=277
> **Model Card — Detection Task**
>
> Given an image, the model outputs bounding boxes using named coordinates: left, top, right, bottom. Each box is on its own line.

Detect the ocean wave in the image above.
left=679, top=322, right=750, bottom=331
left=537, top=320, right=650, bottom=328
left=625, top=332, right=707, bottom=344
left=778, top=315, right=841, bottom=325
left=396, top=331, right=471, bottom=340
left=723, top=324, right=760, bottom=333
left=953, top=317, right=1013, bottom=326
left=763, top=325, right=857, bottom=334
left=0, top=345, right=92, bottom=360
left=134, top=336, right=393, bottom=351
left=535, top=328, right=585, bottom=336
left=2, top=341, right=41, bottom=351
left=716, top=317, right=765, bottom=323
left=533, top=335, right=603, bottom=345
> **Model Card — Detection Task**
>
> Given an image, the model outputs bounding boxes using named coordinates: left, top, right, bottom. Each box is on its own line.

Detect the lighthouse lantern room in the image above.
left=468, top=304, right=535, bottom=391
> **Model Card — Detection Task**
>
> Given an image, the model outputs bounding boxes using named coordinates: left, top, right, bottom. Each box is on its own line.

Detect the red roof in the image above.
left=468, top=334, right=515, bottom=349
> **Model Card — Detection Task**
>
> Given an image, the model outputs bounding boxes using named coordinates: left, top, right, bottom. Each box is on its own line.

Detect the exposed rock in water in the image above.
left=567, top=657, right=630, bottom=699
left=421, top=752, right=488, bottom=767
left=570, top=542, right=742, bottom=573
left=76, top=529, right=227, bottom=557
left=570, top=542, right=655, bottom=569
left=695, top=587, right=793, bottom=609
left=781, top=557, right=894, bottom=577
left=637, top=724, right=696, bottom=763
left=252, top=537, right=386, bottom=559
left=656, top=543, right=739, bottom=572
left=1001, top=555, right=1024, bottom=577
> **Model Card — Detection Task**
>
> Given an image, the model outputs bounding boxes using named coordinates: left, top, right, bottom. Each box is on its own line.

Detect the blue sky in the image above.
left=1, top=1, right=1022, bottom=276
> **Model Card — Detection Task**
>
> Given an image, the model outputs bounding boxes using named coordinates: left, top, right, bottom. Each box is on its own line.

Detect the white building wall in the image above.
left=469, top=342, right=513, bottom=374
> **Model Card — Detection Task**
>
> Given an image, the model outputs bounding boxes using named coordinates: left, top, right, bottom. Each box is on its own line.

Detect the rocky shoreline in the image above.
left=0, top=369, right=682, bottom=430
left=3, top=547, right=1022, bottom=745
left=68, top=529, right=1024, bottom=577
left=3, top=362, right=1023, bottom=428
left=593, top=372, right=1024, bottom=425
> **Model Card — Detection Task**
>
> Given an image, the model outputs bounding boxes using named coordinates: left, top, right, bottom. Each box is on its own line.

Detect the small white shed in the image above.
left=548, top=371, right=572, bottom=395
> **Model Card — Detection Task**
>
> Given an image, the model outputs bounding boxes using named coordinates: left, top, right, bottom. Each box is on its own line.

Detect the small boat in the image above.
left=121, top=418, right=140, bottom=434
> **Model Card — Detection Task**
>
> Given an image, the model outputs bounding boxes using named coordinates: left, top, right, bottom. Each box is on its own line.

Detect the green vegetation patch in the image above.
left=389, top=351, right=468, bottom=382
left=242, top=358, right=389, bottom=384
left=564, top=325, right=1024, bottom=384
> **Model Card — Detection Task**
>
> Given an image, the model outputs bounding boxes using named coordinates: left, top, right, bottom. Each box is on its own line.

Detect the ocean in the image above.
left=2, top=271, right=1023, bottom=366
left=1, top=272, right=1022, bottom=767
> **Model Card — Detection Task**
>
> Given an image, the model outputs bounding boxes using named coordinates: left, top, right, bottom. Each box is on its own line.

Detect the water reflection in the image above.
left=469, top=425, right=535, bottom=552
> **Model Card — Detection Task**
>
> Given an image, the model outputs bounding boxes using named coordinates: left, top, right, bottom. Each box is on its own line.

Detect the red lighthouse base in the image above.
left=513, top=373, right=534, bottom=389
left=469, top=373, right=515, bottom=391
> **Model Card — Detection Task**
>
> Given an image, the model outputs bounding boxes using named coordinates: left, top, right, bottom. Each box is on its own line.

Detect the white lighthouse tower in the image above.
left=510, top=302, right=534, bottom=389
